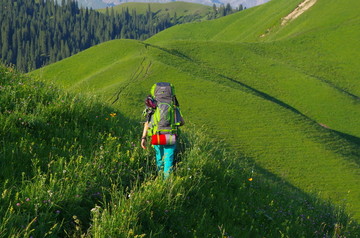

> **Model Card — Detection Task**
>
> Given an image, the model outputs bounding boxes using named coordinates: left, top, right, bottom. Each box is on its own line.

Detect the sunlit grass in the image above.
left=27, top=0, right=360, bottom=232
left=2, top=65, right=359, bottom=236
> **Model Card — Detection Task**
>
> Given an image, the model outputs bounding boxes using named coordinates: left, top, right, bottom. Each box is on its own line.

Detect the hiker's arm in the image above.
left=141, top=121, right=149, bottom=149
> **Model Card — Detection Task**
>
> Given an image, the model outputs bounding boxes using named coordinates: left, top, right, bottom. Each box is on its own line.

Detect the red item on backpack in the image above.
left=151, top=134, right=176, bottom=145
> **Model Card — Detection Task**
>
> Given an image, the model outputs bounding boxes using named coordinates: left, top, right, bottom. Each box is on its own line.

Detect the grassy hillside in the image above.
left=99, top=1, right=213, bottom=21
left=146, top=0, right=304, bottom=43
left=147, top=0, right=360, bottom=98
left=30, top=0, right=360, bottom=232
left=4, top=64, right=359, bottom=236
left=35, top=40, right=146, bottom=95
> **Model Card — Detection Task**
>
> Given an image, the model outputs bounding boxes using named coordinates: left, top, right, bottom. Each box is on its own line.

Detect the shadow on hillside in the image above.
left=330, top=129, right=360, bottom=166
left=144, top=42, right=314, bottom=122
left=235, top=156, right=360, bottom=234
left=332, top=130, right=360, bottom=146
left=165, top=144, right=360, bottom=236
left=218, top=73, right=314, bottom=119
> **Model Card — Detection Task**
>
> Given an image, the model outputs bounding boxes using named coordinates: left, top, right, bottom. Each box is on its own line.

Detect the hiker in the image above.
left=141, top=82, right=185, bottom=178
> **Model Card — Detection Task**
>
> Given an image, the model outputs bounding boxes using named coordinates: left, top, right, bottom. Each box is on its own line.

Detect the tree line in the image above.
left=0, top=0, right=242, bottom=72
left=208, top=3, right=245, bottom=19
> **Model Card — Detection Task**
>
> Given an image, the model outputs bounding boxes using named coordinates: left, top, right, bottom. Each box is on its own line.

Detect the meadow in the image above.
left=99, top=1, right=213, bottom=21
left=5, top=0, right=360, bottom=236
left=2, top=64, right=360, bottom=237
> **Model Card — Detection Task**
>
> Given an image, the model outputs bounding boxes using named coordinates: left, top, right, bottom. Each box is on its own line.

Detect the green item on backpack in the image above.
left=147, top=82, right=182, bottom=137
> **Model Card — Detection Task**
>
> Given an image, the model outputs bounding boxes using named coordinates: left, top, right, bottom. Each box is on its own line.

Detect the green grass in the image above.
left=2, top=65, right=360, bottom=236
left=0, top=65, right=141, bottom=236
left=34, top=40, right=145, bottom=93
left=143, top=42, right=360, bottom=218
left=146, top=0, right=304, bottom=43
left=98, top=1, right=213, bottom=21
left=32, top=35, right=360, bottom=218
left=24, top=0, right=360, bottom=233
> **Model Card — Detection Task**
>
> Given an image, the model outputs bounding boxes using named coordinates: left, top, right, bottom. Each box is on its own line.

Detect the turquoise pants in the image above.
left=154, top=144, right=176, bottom=178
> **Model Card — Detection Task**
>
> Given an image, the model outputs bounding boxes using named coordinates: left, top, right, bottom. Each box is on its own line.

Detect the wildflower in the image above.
left=91, top=205, right=101, bottom=213
left=248, top=178, right=253, bottom=181
left=26, top=198, right=30, bottom=202
left=16, top=202, right=21, bottom=207
left=2, top=189, right=8, bottom=198
left=110, top=113, right=117, bottom=117
left=55, top=210, right=61, bottom=214
left=105, top=118, right=109, bottom=120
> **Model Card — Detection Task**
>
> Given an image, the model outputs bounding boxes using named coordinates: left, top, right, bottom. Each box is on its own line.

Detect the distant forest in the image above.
left=0, top=0, right=241, bottom=72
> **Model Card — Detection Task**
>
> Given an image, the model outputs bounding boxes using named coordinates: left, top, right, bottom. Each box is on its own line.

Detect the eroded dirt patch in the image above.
left=281, top=0, right=317, bottom=26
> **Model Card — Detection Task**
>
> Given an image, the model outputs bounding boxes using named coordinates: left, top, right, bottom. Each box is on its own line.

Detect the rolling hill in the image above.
left=7, top=63, right=357, bottom=236
left=100, top=1, right=213, bottom=18
left=33, top=0, right=360, bottom=223
left=76, top=0, right=270, bottom=9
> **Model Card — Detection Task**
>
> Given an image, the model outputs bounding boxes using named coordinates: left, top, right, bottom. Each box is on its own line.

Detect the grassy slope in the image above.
left=32, top=0, right=360, bottom=221
left=4, top=65, right=359, bottom=237
left=99, top=1, right=212, bottom=20
left=34, top=40, right=146, bottom=95
left=141, top=42, right=360, bottom=219
left=146, top=0, right=304, bottom=42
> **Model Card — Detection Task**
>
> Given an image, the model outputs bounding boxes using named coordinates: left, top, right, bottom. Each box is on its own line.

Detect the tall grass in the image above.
left=89, top=127, right=360, bottom=237
left=1, top=65, right=359, bottom=237
left=0, top=64, right=150, bottom=236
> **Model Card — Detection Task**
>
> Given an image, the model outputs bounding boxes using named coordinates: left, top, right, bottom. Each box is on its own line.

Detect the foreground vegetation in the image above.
left=2, top=65, right=360, bottom=236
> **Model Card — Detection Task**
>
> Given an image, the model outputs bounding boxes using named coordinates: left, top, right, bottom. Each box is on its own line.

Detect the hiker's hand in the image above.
left=141, top=138, right=147, bottom=149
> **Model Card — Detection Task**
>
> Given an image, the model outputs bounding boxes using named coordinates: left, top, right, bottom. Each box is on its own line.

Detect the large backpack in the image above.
left=147, top=82, right=182, bottom=137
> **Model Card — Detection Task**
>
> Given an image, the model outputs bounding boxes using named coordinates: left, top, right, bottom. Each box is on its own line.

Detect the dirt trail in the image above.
left=281, top=0, right=317, bottom=26
left=260, top=0, right=317, bottom=38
